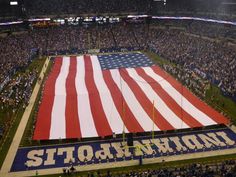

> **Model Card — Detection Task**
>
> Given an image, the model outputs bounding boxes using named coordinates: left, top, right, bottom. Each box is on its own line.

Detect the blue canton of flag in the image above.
left=98, top=52, right=155, bottom=70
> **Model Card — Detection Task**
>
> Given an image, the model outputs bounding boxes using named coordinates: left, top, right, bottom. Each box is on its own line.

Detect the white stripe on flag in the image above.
left=110, top=69, right=160, bottom=131
left=90, top=55, right=127, bottom=134
left=143, top=67, right=216, bottom=126
left=76, top=56, right=98, bottom=137
left=50, top=57, right=70, bottom=139
left=127, top=68, right=189, bottom=129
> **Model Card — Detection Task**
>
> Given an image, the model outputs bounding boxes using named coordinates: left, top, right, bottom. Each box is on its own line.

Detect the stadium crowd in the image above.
left=0, top=23, right=235, bottom=99
left=148, top=28, right=236, bottom=99
left=59, top=159, right=236, bottom=176
left=0, top=32, right=40, bottom=139
left=0, top=70, right=38, bottom=109
left=0, top=34, right=32, bottom=84
left=0, top=21, right=236, bottom=139
left=105, top=160, right=236, bottom=177
left=186, top=21, right=236, bottom=40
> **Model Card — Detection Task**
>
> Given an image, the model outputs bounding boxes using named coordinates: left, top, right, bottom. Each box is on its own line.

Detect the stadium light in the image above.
left=10, top=1, right=18, bottom=5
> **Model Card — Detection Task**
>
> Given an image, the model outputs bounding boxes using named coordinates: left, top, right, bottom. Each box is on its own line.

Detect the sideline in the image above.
left=0, top=58, right=50, bottom=177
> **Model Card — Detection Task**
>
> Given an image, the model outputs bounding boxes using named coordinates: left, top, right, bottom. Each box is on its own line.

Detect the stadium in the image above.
left=0, top=0, right=236, bottom=176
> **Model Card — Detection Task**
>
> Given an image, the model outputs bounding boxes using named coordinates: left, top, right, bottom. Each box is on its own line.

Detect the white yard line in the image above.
left=0, top=58, right=50, bottom=177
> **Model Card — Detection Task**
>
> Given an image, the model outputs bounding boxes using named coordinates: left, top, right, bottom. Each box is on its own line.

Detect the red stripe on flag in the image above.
left=84, top=55, right=113, bottom=137
left=152, top=66, right=229, bottom=125
left=136, top=67, right=203, bottom=128
left=65, top=56, right=82, bottom=138
left=120, top=68, right=174, bottom=130
left=103, top=70, right=144, bottom=133
left=33, top=57, right=63, bottom=140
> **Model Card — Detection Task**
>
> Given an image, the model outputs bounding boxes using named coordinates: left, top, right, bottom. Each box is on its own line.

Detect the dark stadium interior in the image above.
left=0, top=0, right=236, bottom=19
left=0, top=0, right=236, bottom=176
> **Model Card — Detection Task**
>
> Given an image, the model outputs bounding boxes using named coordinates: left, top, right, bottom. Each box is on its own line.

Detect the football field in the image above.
left=1, top=52, right=236, bottom=177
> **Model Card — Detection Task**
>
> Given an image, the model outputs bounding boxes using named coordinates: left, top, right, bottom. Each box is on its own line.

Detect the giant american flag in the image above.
left=33, top=52, right=229, bottom=140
